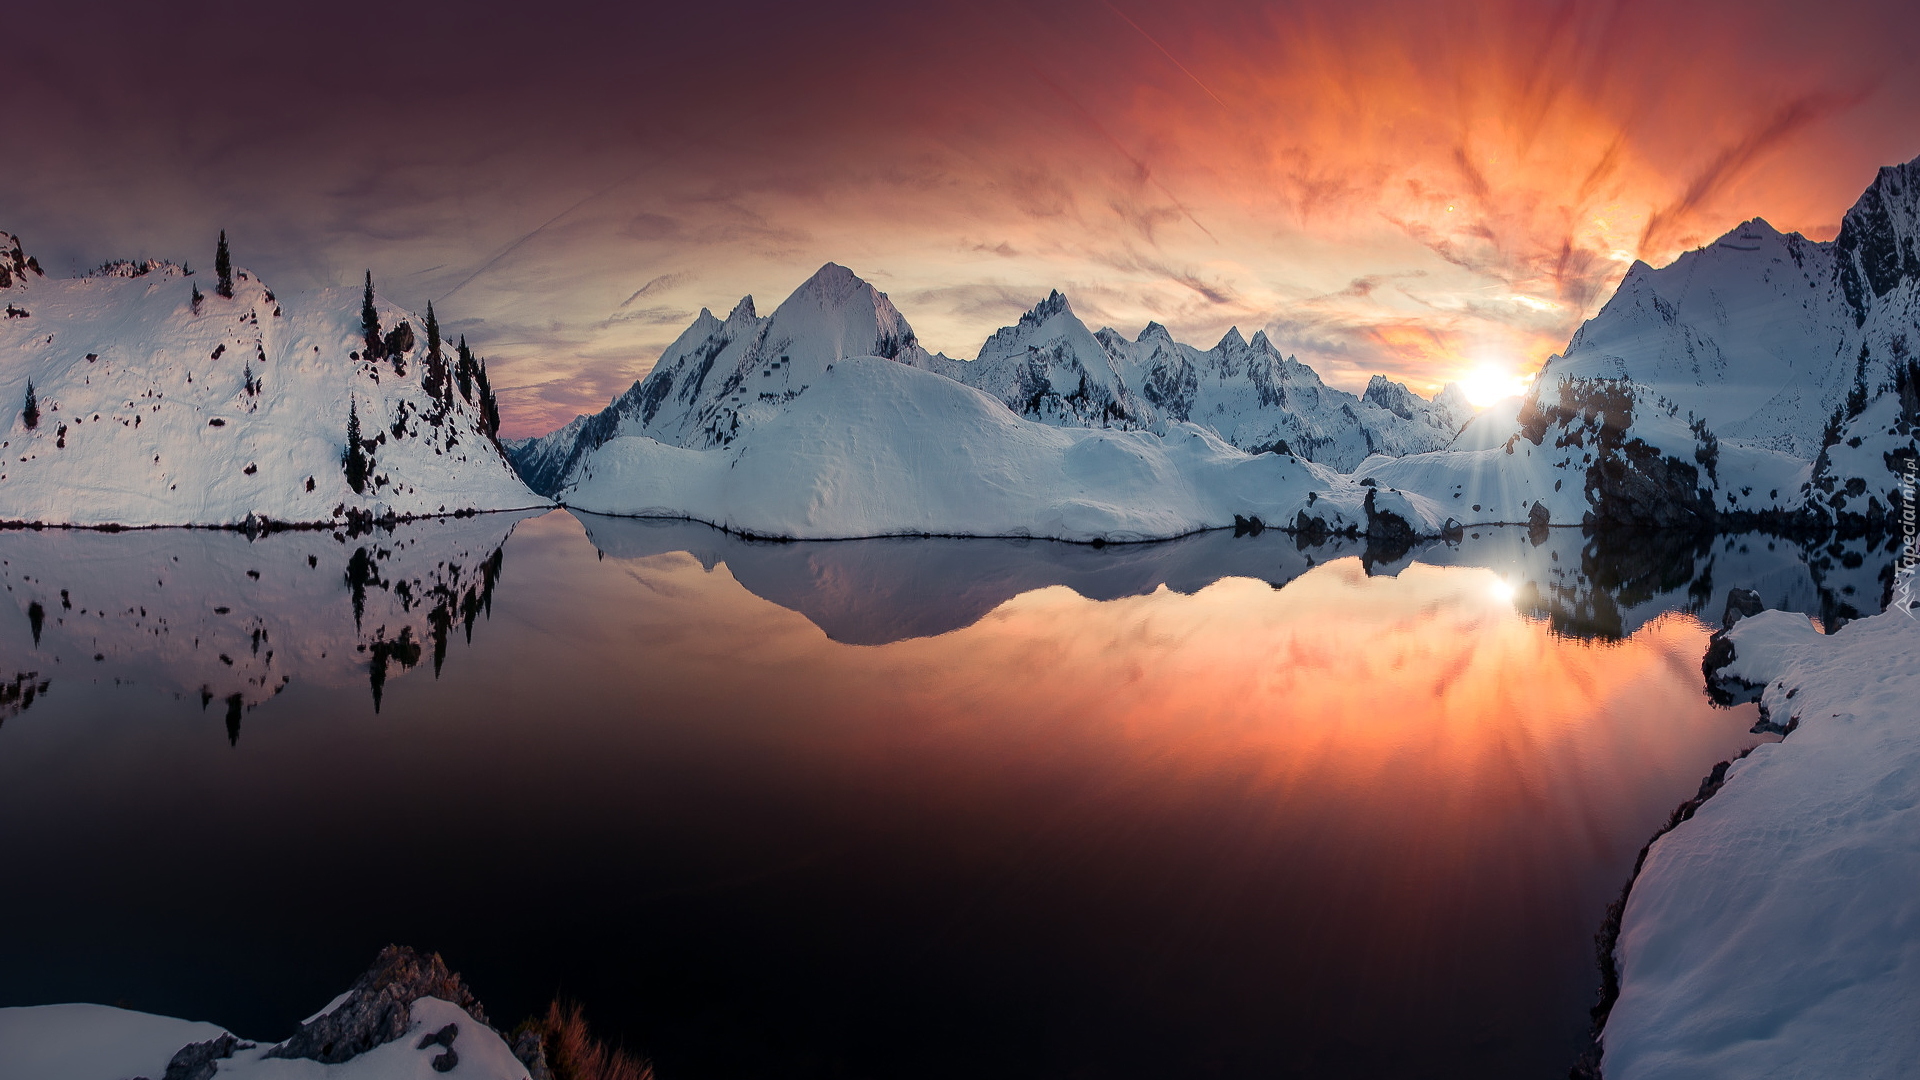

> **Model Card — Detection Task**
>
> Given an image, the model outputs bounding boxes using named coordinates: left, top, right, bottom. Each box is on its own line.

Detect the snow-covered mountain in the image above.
left=1369, top=155, right=1920, bottom=531
left=510, top=264, right=1475, bottom=494
left=0, top=233, right=544, bottom=527
left=910, top=298, right=1472, bottom=468
left=554, top=356, right=1445, bottom=543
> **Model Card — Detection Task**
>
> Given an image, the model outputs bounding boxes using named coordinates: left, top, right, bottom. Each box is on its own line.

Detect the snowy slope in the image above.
left=1601, top=606, right=1920, bottom=1079
left=558, top=357, right=1447, bottom=543
left=0, top=237, right=544, bottom=526
left=512, top=266, right=1476, bottom=495
left=0, top=1005, right=227, bottom=1080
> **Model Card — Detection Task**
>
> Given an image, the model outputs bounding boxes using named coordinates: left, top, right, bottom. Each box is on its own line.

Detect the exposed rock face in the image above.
left=159, top=1033, right=248, bottom=1080
left=1836, top=160, right=1920, bottom=326
left=1722, top=587, right=1766, bottom=629
left=0, top=232, right=43, bottom=290
left=267, top=945, right=489, bottom=1064
left=512, top=1028, right=555, bottom=1080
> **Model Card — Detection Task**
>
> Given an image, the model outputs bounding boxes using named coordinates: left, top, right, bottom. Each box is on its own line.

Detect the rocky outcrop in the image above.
left=0, top=232, right=44, bottom=290
left=266, top=945, right=489, bottom=1064
left=159, top=1033, right=249, bottom=1080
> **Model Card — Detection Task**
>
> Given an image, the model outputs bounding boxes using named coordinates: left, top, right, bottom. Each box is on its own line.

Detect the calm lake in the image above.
left=0, top=511, right=1896, bottom=1078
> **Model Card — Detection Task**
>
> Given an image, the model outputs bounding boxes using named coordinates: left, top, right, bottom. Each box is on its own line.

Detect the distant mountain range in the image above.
left=4, top=155, right=1914, bottom=540
left=507, top=264, right=1474, bottom=496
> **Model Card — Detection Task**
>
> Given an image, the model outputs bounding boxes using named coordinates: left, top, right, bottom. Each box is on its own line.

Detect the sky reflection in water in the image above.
left=1, top=510, right=1893, bottom=1078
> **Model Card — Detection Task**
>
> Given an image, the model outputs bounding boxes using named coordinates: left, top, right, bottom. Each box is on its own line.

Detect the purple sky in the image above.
left=9, top=0, right=1920, bottom=435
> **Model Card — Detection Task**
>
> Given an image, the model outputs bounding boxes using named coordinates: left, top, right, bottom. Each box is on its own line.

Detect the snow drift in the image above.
left=1601, top=604, right=1920, bottom=1078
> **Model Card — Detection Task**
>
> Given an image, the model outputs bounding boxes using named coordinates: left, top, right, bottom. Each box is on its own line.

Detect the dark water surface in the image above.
left=0, top=512, right=1897, bottom=1078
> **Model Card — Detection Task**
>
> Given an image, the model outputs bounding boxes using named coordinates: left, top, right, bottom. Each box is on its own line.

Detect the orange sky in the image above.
left=7, top=0, right=1918, bottom=434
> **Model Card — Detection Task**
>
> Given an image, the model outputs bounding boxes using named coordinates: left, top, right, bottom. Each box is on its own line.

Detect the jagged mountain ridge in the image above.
left=1543, top=154, right=1920, bottom=461
left=1364, top=154, right=1920, bottom=533
left=0, top=234, right=543, bottom=526
left=511, top=265, right=1472, bottom=494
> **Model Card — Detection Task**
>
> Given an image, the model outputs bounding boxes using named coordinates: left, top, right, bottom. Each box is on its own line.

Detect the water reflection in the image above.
left=578, top=512, right=1898, bottom=645
left=0, top=512, right=534, bottom=736
left=0, top=512, right=1901, bottom=1079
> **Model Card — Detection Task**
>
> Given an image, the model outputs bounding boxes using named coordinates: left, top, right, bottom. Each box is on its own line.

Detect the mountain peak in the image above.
left=1835, top=153, right=1920, bottom=323
left=1137, top=321, right=1173, bottom=343
left=785, top=261, right=887, bottom=312
left=1215, top=327, right=1247, bottom=351
left=1020, top=289, right=1074, bottom=327
left=724, top=295, right=758, bottom=323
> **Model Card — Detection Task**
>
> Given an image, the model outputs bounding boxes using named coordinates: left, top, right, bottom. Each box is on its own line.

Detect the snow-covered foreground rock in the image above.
left=1601, top=604, right=1920, bottom=1078
left=558, top=357, right=1447, bottom=543
left=510, top=263, right=1473, bottom=497
left=0, top=947, right=546, bottom=1080
left=0, top=233, right=544, bottom=526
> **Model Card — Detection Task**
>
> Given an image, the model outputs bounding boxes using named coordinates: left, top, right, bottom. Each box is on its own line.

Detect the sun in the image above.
left=1460, top=363, right=1531, bottom=408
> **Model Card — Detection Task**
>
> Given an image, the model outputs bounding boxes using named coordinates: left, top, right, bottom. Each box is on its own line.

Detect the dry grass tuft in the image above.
left=540, top=1000, right=655, bottom=1080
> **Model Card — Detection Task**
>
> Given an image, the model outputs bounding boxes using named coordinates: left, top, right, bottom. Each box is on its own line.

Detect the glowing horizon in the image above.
left=4, top=0, right=1916, bottom=436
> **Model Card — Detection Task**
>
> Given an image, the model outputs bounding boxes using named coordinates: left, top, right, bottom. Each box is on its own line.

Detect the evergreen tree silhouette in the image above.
left=215, top=231, right=233, bottom=299
left=344, top=400, right=368, bottom=493
left=455, top=336, right=475, bottom=401
left=475, top=358, right=501, bottom=439
left=21, top=379, right=39, bottom=429
left=422, top=302, right=448, bottom=401
left=361, top=271, right=383, bottom=359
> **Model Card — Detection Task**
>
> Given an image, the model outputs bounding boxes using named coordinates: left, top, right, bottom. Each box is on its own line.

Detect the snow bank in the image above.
left=1602, top=606, right=1920, bottom=1078
left=560, top=357, right=1450, bottom=543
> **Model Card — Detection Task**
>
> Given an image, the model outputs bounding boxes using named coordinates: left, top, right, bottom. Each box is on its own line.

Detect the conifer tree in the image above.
left=422, top=301, right=448, bottom=401
left=215, top=231, right=233, bottom=298
left=361, top=271, right=383, bottom=359
left=475, top=358, right=501, bottom=439
left=21, top=379, right=39, bottom=429
left=455, top=336, right=475, bottom=402
left=344, top=399, right=368, bottom=493
left=191, top=282, right=204, bottom=314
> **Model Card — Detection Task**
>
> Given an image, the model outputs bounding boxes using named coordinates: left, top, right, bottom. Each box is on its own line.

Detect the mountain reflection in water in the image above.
left=0, top=510, right=1900, bottom=1079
